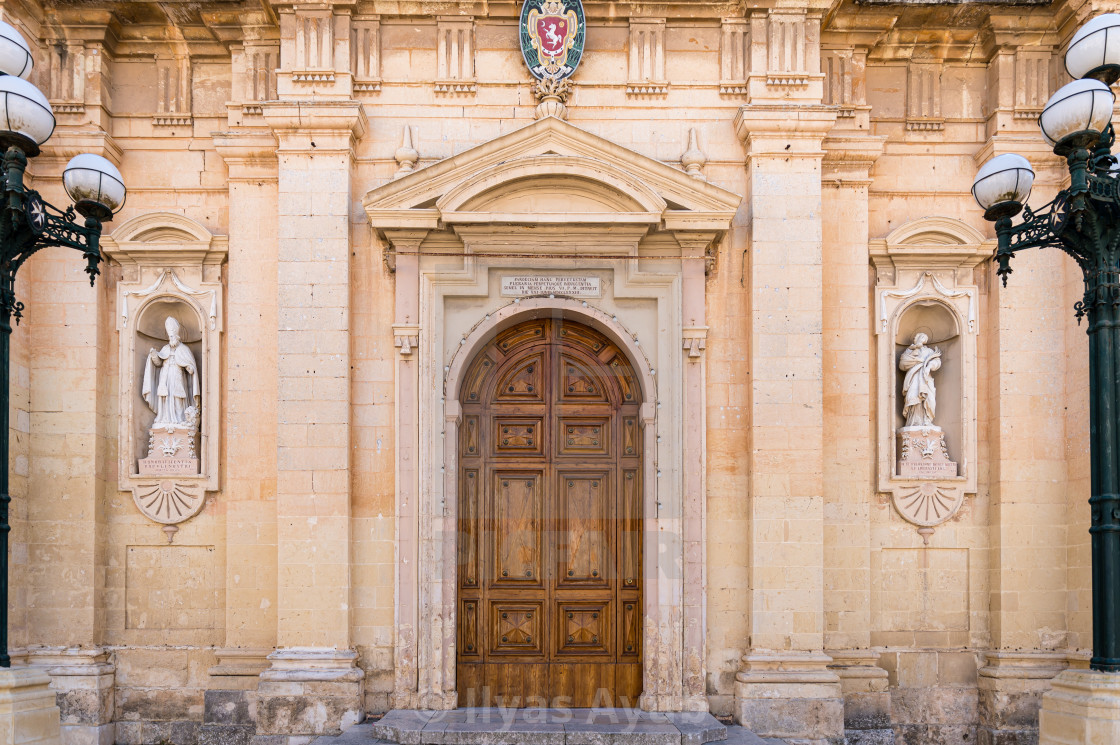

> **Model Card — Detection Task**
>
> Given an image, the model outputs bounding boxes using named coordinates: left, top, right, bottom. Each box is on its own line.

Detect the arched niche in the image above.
left=894, top=299, right=962, bottom=466
left=130, top=297, right=206, bottom=467
left=102, top=212, right=227, bottom=541
left=870, top=217, right=995, bottom=540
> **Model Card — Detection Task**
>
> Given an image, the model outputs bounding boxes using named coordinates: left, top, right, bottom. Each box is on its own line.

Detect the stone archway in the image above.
left=364, top=116, right=741, bottom=711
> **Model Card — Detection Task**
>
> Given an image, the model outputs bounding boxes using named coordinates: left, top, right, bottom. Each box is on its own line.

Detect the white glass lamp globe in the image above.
left=0, top=21, right=32, bottom=79
left=1039, top=78, right=1115, bottom=151
left=63, top=153, right=126, bottom=220
left=0, top=75, right=53, bottom=154
left=1066, top=14, right=1120, bottom=83
left=972, top=154, right=1035, bottom=219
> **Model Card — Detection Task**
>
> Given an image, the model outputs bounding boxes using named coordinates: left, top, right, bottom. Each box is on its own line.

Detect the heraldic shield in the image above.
left=521, top=0, right=584, bottom=79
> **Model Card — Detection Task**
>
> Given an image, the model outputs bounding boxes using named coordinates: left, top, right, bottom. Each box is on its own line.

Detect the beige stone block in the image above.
left=0, top=669, right=61, bottom=745
left=1040, top=670, right=1120, bottom=745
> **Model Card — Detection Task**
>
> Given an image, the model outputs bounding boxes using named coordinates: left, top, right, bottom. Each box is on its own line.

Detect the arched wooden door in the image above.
left=456, top=317, right=643, bottom=707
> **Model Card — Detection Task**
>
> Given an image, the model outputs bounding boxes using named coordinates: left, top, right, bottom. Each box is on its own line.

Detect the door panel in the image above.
left=492, top=473, right=544, bottom=585
left=557, top=472, right=611, bottom=586
left=457, top=318, right=642, bottom=707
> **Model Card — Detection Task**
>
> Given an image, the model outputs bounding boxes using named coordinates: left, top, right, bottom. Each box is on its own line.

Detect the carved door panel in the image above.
left=457, top=318, right=642, bottom=707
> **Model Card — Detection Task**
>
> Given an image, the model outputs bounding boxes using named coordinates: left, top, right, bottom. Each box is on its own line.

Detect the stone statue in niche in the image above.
left=897, top=332, right=957, bottom=478
left=138, top=316, right=200, bottom=475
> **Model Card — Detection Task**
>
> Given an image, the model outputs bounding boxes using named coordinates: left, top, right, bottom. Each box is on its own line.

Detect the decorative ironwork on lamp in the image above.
left=974, top=12, right=1120, bottom=673
left=0, top=18, right=127, bottom=668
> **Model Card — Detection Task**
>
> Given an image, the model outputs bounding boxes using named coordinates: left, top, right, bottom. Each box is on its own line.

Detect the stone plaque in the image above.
left=897, top=426, right=957, bottom=479
left=501, top=275, right=601, bottom=297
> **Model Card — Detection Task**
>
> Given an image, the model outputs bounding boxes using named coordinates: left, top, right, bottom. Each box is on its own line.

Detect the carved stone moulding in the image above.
left=870, top=217, right=994, bottom=540
left=102, top=212, right=227, bottom=542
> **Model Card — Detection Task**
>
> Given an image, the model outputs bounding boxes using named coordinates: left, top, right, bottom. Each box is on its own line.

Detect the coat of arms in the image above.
left=520, top=0, right=584, bottom=80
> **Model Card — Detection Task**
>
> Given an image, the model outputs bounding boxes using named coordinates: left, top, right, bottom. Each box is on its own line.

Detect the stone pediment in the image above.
left=362, top=116, right=741, bottom=235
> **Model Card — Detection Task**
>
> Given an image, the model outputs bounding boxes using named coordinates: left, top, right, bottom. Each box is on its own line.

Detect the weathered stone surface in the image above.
left=844, top=730, right=894, bottom=745
left=736, top=698, right=844, bottom=741
left=198, top=725, right=254, bottom=745
left=204, top=691, right=256, bottom=727
left=893, top=724, right=977, bottom=745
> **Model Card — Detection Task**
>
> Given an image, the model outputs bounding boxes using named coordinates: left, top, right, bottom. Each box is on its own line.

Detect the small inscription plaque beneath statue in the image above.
left=501, top=275, right=601, bottom=297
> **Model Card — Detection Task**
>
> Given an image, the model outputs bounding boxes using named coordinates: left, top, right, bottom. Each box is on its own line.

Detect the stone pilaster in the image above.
left=210, top=131, right=281, bottom=745
left=732, top=102, right=842, bottom=743
left=259, top=100, right=366, bottom=741
left=821, top=133, right=884, bottom=656
left=22, top=136, right=118, bottom=740
left=979, top=652, right=1067, bottom=745
left=827, top=651, right=890, bottom=745
left=26, top=649, right=113, bottom=745
left=977, top=132, right=1083, bottom=738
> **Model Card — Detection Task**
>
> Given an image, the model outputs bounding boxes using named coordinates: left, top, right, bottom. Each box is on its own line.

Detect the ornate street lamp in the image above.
left=0, top=20, right=126, bottom=668
left=974, top=12, right=1120, bottom=673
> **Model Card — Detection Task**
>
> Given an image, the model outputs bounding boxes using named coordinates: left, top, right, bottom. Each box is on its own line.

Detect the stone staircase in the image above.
left=309, top=710, right=789, bottom=745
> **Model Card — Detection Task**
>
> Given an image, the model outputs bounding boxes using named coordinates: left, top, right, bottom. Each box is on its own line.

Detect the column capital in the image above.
left=734, top=104, right=837, bottom=157
left=262, top=100, right=367, bottom=150
left=822, top=133, right=887, bottom=187
left=212, top=130, right=279, bottom=181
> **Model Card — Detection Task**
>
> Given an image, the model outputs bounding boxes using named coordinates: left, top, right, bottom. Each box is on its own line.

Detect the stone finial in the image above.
left=533, top=77, right=573, bottom=121
left=394, top=125, right=419, bottom=177
left=681, top=128, right=707, bottom=180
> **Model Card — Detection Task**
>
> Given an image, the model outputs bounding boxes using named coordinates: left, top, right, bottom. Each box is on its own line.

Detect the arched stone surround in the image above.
left=364, top=117, right=741, bottom=711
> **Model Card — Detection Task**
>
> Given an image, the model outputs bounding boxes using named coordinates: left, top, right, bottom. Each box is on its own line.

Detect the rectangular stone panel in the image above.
left=873, top=548, right=969, bottom=633
left=125, top=546, right=219, bottom=630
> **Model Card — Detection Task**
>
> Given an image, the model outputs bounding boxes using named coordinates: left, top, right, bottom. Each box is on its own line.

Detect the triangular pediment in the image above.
left=363, top=116, right=741, bottom=234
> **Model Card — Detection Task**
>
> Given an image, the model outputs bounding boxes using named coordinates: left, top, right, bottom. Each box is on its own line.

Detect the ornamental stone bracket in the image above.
left=870, top=217, right=994, bottom=542
left=102, top=212, right=227, bottom=542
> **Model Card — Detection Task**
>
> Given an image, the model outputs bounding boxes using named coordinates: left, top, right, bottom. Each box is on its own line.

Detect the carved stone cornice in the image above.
left=734, top=104, right=837, bottom=157
left=822, top=133, right=886, bottom=186
left=212, top=130, right=280, bottom=181
left=261, top=100, right=367, bottom=151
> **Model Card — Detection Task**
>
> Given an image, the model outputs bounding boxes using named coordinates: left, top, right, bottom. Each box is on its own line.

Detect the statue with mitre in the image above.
left=138, top=316, right=200, bottom=474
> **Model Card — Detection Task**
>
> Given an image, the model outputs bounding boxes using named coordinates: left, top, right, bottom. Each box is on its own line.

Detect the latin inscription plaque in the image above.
left=501, top=275, right=601, bottom=297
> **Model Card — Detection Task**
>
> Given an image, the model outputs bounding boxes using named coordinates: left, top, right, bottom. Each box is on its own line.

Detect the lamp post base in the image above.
left=0, top=668, right=61, bottom=745
left=1039, top=669, right=1120, bottom=745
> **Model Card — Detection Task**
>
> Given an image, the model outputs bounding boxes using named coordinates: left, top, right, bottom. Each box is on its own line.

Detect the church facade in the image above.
left=0, top=0, right=1109, bottom=743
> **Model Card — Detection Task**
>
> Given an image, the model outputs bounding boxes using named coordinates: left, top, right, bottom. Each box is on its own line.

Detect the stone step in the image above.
left=357, top=709, right=732, bottom=745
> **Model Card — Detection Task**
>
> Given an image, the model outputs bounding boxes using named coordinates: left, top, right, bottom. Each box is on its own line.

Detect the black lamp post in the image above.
left=974, top=13, right=1120, bottom=673
left=0, top=20, right=126, bottom=667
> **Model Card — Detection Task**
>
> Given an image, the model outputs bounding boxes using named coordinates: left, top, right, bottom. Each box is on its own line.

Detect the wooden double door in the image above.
left=457, top=318, right=643, bottom=707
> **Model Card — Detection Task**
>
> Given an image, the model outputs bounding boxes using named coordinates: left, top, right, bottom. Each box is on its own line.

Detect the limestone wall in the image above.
left=0, top=0, right=1102, bottom=743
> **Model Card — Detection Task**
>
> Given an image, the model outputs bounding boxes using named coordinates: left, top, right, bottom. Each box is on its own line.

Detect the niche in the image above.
left=102, top=212, right=226, bottom=541
left=132, top=298, right=205, bottom=472
left=894, top=300, right=961, bottom=472
left=870, top=217, right=993, bottom=540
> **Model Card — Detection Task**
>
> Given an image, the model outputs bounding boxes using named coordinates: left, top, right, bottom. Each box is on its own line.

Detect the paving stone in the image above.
left=664, top=713, right=727, bottom=745
left=369, top=709, right=741, bottom=745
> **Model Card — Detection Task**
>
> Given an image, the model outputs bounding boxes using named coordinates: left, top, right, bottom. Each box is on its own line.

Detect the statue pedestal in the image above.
left=897, top=426, right=957, bottom=478
left=138, top=426, right=198, bottom=475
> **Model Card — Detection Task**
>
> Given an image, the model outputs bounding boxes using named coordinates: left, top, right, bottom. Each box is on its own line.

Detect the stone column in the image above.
left=678, top=233, right=716, bottom=711
left=977, top=135, right=1077, bottom=744
left=208, top=131, right=281, bottom=745
left=257, top=101, right=366, bottom=743
left=732, top=103, right=843, bottom=742
left=821, top=132, right=887, bottom=744
left=24, top=133, right=119, bottom=745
